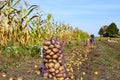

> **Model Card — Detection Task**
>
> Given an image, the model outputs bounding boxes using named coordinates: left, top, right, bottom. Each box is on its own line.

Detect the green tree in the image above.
left=98, top=25, right=108, bottom=37
left=98, top=27, right=104, bottom=35
left=106, top=22, right=119, bottom=37
left=103, top=25, right=108, bottom=32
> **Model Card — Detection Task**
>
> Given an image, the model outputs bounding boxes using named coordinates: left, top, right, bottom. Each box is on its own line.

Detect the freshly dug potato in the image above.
left=52, top=72, right=55, bottom=76
left=49, top=44, right=54, bottom=48
left=59, top=54, right=63, bottom=58
left=52, top=54, right=58, bottom=59
left=52, top=48, right=59, bottom=53
left=63, top=73, right=67, bottom=77
left=55, top=44, right=61, bottom=49
left=54, top=63, right=60, bottom=69
left=57, top=78, right=64, bottom=80
left=56, top=74, right=63, bottom=77
left=48, top=74, right=53, bottom=78
left=48, top=62, right=54, bottom=68
left=58, top=50, right=62, bottom=54
left=55, top=70, right=59, bottom=74
left=46, top=50, right=51, bottom=54
left=58, top=60, right=62, bottom=64
left=44, top=40, right=51, bottom=46
left=45, top=55, right=51, bottom=59
left=43, top=46, right=49, bottom=50
left=49, top=68, right=55, bottom=73
left=58, top=57, right=62, bottom=60
left=48, top=59, right=53, bottom=62
left=52, top=60, right=57, bottom=63
left=51, top=39, right=55, bottom=44
left=42, top=39, right=67, bottom=79
left=43, top=72, right=48, bottom=78
left=59, top=66, right=64, bottom=71
left=59, top=70, right=65, bottom=74
left=49, top=51, right=54, bottom=56
left=58, top=54, right=63, bottom=60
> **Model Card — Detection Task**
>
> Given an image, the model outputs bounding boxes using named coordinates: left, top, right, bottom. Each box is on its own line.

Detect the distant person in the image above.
left=90, top=34, right=96, bottom=45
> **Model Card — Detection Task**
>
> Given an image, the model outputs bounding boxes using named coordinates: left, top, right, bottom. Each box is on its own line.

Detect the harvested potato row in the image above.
left=41, top=39, right=67, bottom=79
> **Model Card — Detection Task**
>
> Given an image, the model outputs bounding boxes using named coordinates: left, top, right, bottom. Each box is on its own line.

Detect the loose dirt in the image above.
left=0, top=41, right=120, bottom=80
left=81, top=41, right=120, bottom=80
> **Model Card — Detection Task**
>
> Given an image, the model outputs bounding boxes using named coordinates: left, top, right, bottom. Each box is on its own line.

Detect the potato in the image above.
left=63, top=73, right=67, bottom=77
left=52, top=60, right=57, bottom=63
left=54, top=63, right=60, bottom=69
left=49, top=44, right=54, bottom=48
left=58, top=60, right=62, bottom=64
left=51, top=39, right=55, bottom=44
left=59, top=70, right=65, bottom=74
left=59, top=54, right=63, bottom=58
left=43, top=46, right=48, bottom=50
left=44, top=40, right=51, bottom=46
left=48, top=59, right=53, bottom=62
left=42, top=40, right=67, bottom=79
left=59, top=66, right=64, bottom=71
left=52, top=72, right=55, bottom=76
left=48, top=62, right=54, bottom=68
left=58, top=50, right=62, bottom=54
left=52, top=54, right=58, bottom=59
left=58, top=54, right=63, bottom=60
left=43, top=72, right=48, bottom=78
left=46, top=50, right=51, bottom=54
left=52, top=48, right=59, bottom=53
left=46, top=55, right=51, bottom=59
left=56, top=74, right=63, bottom=77
left=55, top=70, right=59, bottom=74
left=58, top=57, right=62, bottom=60
left=49, top=51, right=54, bottom=56
left=48, top=74, right=53, bottom=78
left=55, top=44, right=61, bottom=49
left=49, top=68, right=55, bottom=73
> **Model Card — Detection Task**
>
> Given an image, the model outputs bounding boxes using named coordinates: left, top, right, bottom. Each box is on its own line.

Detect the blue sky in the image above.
left=28, top=0, right=120, bottom=36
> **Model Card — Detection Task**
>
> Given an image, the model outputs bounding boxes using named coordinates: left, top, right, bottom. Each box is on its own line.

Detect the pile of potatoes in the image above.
left=42, top=39, right=67, bottom=79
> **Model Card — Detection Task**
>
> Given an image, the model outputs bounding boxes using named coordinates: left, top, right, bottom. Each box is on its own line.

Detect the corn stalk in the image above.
left=0, top=0, right=89, bottom=48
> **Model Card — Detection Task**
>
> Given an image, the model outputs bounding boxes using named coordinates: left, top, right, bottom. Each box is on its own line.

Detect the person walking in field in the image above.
left=85, top=34, right=96, bottom=48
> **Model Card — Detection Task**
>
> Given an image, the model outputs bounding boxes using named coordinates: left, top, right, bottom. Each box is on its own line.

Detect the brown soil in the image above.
left=80, top=41, right=120, bottom=80
left=0, top=41, right=120, bottom=80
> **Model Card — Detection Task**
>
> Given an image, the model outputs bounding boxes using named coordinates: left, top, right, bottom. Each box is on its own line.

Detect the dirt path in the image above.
left=82, top=41, right=120, bottom=80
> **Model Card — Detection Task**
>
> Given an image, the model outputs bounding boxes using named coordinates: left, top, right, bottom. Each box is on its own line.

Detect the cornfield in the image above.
left=0, top=0, right=89, bottom=48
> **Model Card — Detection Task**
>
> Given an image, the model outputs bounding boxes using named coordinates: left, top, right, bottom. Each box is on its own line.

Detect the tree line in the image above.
left=98, top=22, right=119, bottom=37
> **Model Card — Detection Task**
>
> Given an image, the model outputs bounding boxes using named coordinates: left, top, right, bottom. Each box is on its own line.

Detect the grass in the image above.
left=99, top=41, right=120, bottom=79
left=1, top=44, right=41, bottom=59
left=0, top=40, right=120, bottom=80
left=96, top=37, right=120, bottom=41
